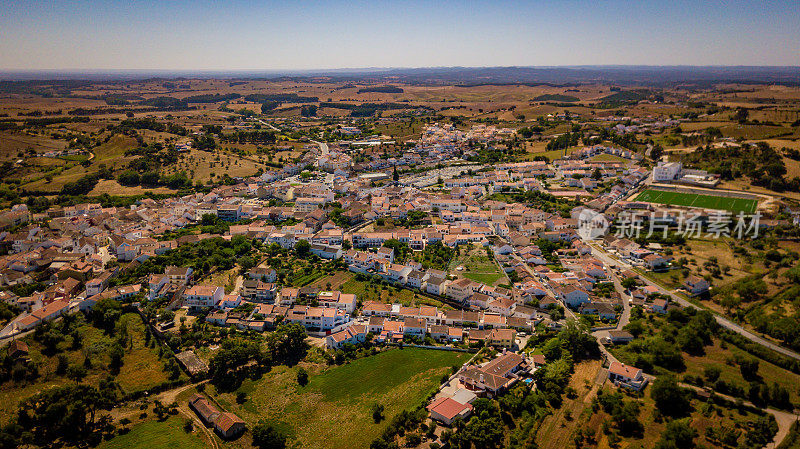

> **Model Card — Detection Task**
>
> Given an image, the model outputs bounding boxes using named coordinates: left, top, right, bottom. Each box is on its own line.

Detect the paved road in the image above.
left=311, top=140, right=329, bottom=156
left=232, top=275, right=243, bottom=295
left=590, top=245, right=800, bottom=362
left=591, top=265, right=632, bottom=340
left=507, top=251, right=577, bottom=320
left=253, top=118, right=280, bottom=132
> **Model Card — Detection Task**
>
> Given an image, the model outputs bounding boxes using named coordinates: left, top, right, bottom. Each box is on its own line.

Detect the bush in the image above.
left=296, top=367, right=309, bottom=386
left=252, top=421, right=287, bottom=449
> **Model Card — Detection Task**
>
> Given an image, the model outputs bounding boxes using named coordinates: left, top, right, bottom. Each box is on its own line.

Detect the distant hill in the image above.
left=4, top=66, right=800, bottom=88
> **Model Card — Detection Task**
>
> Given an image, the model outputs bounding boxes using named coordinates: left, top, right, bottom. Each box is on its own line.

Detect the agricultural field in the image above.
left=209, top=348, right=470, bottom=449
left=160, top=149, right=269, bottom=185
left=634, top=189, right=758, bottom=214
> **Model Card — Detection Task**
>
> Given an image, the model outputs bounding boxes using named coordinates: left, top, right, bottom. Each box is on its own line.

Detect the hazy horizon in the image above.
left=1, top=0, right=799, bottom=71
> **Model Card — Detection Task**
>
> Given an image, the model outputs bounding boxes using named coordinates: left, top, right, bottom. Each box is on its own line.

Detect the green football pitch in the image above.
left=634, top=189, right=758, bottom=214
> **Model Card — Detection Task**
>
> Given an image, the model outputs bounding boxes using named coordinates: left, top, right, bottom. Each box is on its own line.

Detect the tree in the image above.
left=650, top=375, right=689, bottom=417
left=655, top=418, right=697, bottom=449
left=300, top=105, right=317, bottom=117
left=737, top=356, right=760, bottom=381
left=109, top=344, right=124, bottom=374
left=392, top=166, right=399, bottom=182
left=89, top=298, right=122, bottom=333
left=703, top=365, right=721, bottom=382
left=650, top=144, right=664, bottom=162
left=239, top=255, right=257, bottom=272
left=17, top=384, right=115, bottom=445
left=734, top=107, right=749, bottom=124
left=66, top=364, right=87, bottom=384
left=236, top=391, right=248, bottom=404
left=295, top=239, right=310, bottom=258
left=621, top=277, right=638, bottom=291
left=557, top=319, right=599, bottom=360
left=56, top=354, right=69, bottom=375
left=266, top=323, right=308, bottom=363
left=406, top=433, right=421, bottom=446
left=296, top=367, right=309, bottom=386
left=261, top=101, right=279, bottom=114
left=372, top=403, right=384, bottom=423
left=252, top=421, right=287, bottom=449
left=208, top=338, right=265, bottom=391
left=117, top=171, right=140, bottom=186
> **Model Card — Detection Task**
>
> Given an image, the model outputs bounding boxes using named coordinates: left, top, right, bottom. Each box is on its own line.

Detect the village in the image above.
left=3, top=121, right=780, bottom=448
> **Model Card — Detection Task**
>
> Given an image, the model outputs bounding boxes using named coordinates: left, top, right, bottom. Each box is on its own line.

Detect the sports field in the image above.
left=634, top=189, right=758, bottom=214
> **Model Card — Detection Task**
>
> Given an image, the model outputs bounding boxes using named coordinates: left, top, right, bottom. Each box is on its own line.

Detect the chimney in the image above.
left=479, top=373, right=484, bottom=383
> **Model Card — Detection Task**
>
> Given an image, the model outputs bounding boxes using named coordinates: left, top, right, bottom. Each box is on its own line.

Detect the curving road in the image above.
left=589, top=245, right=800, bottom=362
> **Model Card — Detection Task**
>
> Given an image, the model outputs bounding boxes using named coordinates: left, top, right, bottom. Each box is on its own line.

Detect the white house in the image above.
left=184, top=285, right=224, bottom=309
left=555, top=285, right=590, bottom=308
left=608, top=362, right=647, bottom=391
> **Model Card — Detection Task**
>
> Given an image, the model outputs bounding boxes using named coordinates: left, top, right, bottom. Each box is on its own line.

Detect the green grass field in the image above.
left=212, top=348, right=469, bottom=449
left=635, top=189, right=757, bottom=214
left=99, top=417, right=207, bottom=449
left=449, top=245, right=506, bottom=286
left=339, top=277, right=450, bottom=309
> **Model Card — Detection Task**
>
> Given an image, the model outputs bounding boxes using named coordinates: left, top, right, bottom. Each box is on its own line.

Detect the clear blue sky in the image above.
left=1, top=0, right=798, bottom=70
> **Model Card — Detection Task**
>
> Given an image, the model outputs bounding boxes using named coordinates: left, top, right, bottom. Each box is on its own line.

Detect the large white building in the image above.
left=294, top=197, right=326, bottom=213
left=652, top=162, right=682, bottom=182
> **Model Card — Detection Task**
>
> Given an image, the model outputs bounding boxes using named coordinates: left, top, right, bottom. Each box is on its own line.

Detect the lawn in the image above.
left=634, top=189, right=758, bottom=214
left=462, top=271, right=505, bottom=285
left=211, top=348, right=469, bottom=449
left=99, top=417, right=207, bottom=449
left=588, top=153, right=628, bottom=163
left=449, top=245, right=507, bottom=286
left=340, top=277, right=451, bottom=309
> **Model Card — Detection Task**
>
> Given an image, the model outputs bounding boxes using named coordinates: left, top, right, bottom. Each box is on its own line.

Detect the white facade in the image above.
left=652, top=162, right=682, bottom=182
